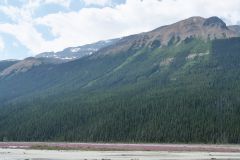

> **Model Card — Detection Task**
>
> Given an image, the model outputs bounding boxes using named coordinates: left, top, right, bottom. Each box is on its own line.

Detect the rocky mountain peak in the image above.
left=98, top=16, right=239, bottom=55
left=203, top=16, right=228, bottom=29
left=177, top=16, right=205, bottom=26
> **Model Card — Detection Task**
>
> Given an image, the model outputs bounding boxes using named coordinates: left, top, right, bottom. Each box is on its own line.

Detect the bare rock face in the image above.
left=203, top=16, right=228, bottom=29
left=143, top=16, right=237, bottom=45
left=229, top=25, right=240, bottom=35
left=0, top=57, right=43, bottom=77
left=99, top=16, right=239, bottom=55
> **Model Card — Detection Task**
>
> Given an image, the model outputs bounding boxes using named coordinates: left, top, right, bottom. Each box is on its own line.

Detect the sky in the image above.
left=0, top=0, right=240, bottom=60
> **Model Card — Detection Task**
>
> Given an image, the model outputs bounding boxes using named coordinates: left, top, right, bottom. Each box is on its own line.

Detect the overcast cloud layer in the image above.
left=0, top=0, right=240, bottom=60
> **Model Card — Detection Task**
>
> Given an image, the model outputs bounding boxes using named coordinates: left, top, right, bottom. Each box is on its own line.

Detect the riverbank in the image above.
left=1, top=142, right=240, bottom=152
left=1, top=148, right=240, bottom=160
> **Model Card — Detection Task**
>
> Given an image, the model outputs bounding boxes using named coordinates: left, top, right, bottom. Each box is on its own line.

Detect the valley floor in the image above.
left=1, top=143, right=240, bottom=160
left=1, top=148, right=240, bottom=160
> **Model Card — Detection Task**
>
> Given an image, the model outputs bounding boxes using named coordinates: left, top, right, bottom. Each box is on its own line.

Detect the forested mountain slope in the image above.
left=0, top=37, right=240, bottom=143
left=0, top=17, right=240, bottom=143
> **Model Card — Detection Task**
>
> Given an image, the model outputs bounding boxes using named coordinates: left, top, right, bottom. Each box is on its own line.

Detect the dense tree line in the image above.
left=0, top=38, right=240, bottom=143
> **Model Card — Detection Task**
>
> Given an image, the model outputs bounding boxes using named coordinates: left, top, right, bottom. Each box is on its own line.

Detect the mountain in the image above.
left=0, top=57, right=67, bottom=77
left=2, top=16, right=238, bottom=78
left=229, top=25, right=240, bottom=34
left=0, top=39, right=120, bottom=78
left=36, top=38, right=120, bottom=60
left=0, top=16, right=240, bottom=143
left=97, top=16, right=239, bottom=55
left=0, top=60, right=19, bottom=72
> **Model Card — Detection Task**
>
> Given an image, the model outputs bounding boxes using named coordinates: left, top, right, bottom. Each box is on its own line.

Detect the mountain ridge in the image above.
left=1, top=16, right=239, bottom=79
left=95, top=16, right=239, bottom=56
left=0, top=17, right=240, bottom=143
left=1, top=16, right=239, bottom=78
left=36, top=38, right=120, bottom=60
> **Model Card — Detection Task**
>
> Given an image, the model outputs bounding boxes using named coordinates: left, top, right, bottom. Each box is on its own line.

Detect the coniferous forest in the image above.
left=0, top=38, right=240, bottom=143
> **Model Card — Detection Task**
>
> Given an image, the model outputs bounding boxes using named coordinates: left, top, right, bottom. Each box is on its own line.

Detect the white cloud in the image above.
left=34, top=0, right=240, bottom=52
left=0, top=37, right=5, bottom=51
left=44, top=0, right=71, bottom=8
left=0, top=5, right=32, bottom=22
left=83, top=0, right=112, bottom=6
left=1, top=0, right=240, bottom=57
left=0, top=0, right=71, bottom=22
left=0, top=0, right=71, bottom=23
left=0, top=22, right=46, bottom=53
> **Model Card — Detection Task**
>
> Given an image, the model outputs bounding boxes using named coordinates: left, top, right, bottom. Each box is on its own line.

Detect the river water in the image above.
left=1, top=148, right=240, bottom=160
